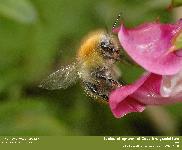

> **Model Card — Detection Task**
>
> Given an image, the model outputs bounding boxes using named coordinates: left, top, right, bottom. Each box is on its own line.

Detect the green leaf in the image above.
left=0, top=0, right=37, bottom=24
left=172, top=0, right=182, bottom=7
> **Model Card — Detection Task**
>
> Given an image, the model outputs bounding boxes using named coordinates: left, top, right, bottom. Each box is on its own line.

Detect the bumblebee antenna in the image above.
left=112, top=13, right=121, bottom=30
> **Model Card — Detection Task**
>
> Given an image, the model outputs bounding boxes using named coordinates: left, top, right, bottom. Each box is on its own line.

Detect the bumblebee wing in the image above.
left=39, top=62, right=79, bottom=90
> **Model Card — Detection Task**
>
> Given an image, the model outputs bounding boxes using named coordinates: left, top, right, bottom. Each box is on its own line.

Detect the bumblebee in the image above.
left=39, top=15, right=126, bottom=102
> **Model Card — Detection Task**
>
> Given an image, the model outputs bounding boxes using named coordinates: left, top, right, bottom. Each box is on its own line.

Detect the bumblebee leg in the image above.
left=83, top=81, right=108, bottom=101
left=108, top=77, right=127, bottom=87
left=92, top=68, right=122, bottom=88
left=107, top=78, right=121, bottom=87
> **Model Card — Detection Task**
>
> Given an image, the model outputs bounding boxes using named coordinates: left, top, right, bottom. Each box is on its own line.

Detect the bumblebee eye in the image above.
left=100, top=41, right=115, bottom=52
left=100, top=42, right=106, bottom=48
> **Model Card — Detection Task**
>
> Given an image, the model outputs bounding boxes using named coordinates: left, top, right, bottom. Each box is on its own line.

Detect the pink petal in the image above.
left=109, top=72, right=182, bottom=118
left=110, top=97, right=145, bottom=118
left=109, top=72, right=150, bottom=118
left=133, top=73, right=182, bottom=105
left=132, top=73, right=162, bottom=105
left=118, top=21, right=182, bottom=75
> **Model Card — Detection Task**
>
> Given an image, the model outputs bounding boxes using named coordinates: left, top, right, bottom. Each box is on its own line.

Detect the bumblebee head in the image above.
left=77, top=13, right=123, bottom=62
left=99, top=33, right=121, bottom=61
left=99, top=13, right=123, bottom=61
left=77, top=30, right=122, bottom=63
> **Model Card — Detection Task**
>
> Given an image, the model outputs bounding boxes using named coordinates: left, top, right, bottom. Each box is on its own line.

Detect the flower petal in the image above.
left=110, top=97, right=145, bottom=118
left=132, top=73, right=162, bottom=105
left=118, top=21, right=182, bottom=75
left=109, top=73, right=149, bottom=118
left=109, top=72, right=182, bottom=118
left=133, top=73, right=182, bottom=105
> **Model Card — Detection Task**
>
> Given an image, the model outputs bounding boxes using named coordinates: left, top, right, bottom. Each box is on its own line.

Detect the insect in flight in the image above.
left=39, top=14, right=127, bottom=102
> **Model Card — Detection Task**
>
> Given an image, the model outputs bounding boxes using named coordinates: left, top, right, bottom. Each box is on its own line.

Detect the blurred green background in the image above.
left=0, top=0, right=182, bottom=136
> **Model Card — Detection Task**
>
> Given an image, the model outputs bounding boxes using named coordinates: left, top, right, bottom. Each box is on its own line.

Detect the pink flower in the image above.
left=109, top=19, right=182, bottom=118
left=116, top=19, right=182, bottom=75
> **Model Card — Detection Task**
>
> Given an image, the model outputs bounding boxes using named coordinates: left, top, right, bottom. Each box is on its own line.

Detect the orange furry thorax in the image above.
left=77, top=30, right=105, bottom=62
